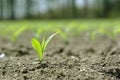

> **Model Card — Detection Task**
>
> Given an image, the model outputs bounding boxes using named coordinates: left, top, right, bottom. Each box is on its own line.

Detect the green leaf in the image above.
left=11, top=27, right=26, bottom=42
left=45, top=32, right=58, bottom=48
left=59, top=31, right=67, bottom=41
left=90, top=31, right=95, bottom=42
left=35, top=28, right=42, bottom=38
left=14, top=27, right=26, bottom=38
left=31, top=38, right=43, bottom=60
left=31, top=38, right=41, bottom=51
left=41, top=37, right=45, bottom=53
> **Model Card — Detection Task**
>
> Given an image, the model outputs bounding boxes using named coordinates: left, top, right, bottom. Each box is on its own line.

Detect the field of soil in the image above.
left=0, top=31, right=120, bottom=80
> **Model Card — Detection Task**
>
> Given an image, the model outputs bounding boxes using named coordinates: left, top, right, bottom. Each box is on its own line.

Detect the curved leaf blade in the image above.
left=45, top=32, right=58, bottom=48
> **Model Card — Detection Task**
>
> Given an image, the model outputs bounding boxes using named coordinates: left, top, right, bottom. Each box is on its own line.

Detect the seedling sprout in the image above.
left=89, top=31, right=96, bottom=42
left=34, top=28, right=43, bottom=38
left=31, top=32, right=58, bottom=61
left=10, top=27, right=26, bottom=42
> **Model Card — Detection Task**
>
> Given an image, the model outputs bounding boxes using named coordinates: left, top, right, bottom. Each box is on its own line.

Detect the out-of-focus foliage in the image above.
left=0, top=0, right=120, bottom=19
left=0, top=19, right=120, bottom=40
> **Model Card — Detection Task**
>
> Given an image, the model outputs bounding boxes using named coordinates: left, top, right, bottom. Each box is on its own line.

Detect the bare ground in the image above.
left=0, top=32, right=120, bottom=80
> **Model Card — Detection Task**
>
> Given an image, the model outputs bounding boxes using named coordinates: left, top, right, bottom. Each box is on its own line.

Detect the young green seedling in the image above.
left=34, top=28, right=43, bottom=39
left=31, top=32, right=58, bottom=61
left=98, top=28, right=105, bottom=35
left=89, top=31, right=96, bottom=42
left=10, top=27, right=26, bottom=42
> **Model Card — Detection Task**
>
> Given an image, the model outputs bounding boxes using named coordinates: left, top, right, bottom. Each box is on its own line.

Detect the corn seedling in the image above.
left=98, top=28, right=105, bottom=35
left=89, top=31, right=96, bottom=42
left=10, top=27, right=26, bottom=42
left=34, top=28, right=43, bottom=38
left=31, top=32, right=58, bottom=61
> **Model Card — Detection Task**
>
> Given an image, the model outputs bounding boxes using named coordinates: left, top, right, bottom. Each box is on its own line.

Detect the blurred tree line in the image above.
left=0, top=0, right=120, bottom=19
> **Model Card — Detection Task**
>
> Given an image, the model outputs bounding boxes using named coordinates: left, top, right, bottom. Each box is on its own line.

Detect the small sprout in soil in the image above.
left=31, top=32, right=58, bottom=61
left=98, top=28, right=105, bottom=35
left=34, top=28, right=43, bottom=38
left=10, top=27, right=26, bottom=42
left=89, top=31, right=96, bottom=42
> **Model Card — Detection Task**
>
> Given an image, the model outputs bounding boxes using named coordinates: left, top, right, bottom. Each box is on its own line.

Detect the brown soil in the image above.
left=0, top=32, right=120, bottom=80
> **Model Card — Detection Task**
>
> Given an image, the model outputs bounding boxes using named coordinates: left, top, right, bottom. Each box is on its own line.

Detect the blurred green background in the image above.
left=0, top=0, right=120, bottom=19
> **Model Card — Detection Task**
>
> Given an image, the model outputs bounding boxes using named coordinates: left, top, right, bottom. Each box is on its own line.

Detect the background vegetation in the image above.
left=0, top=0, right=120, bottom=19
